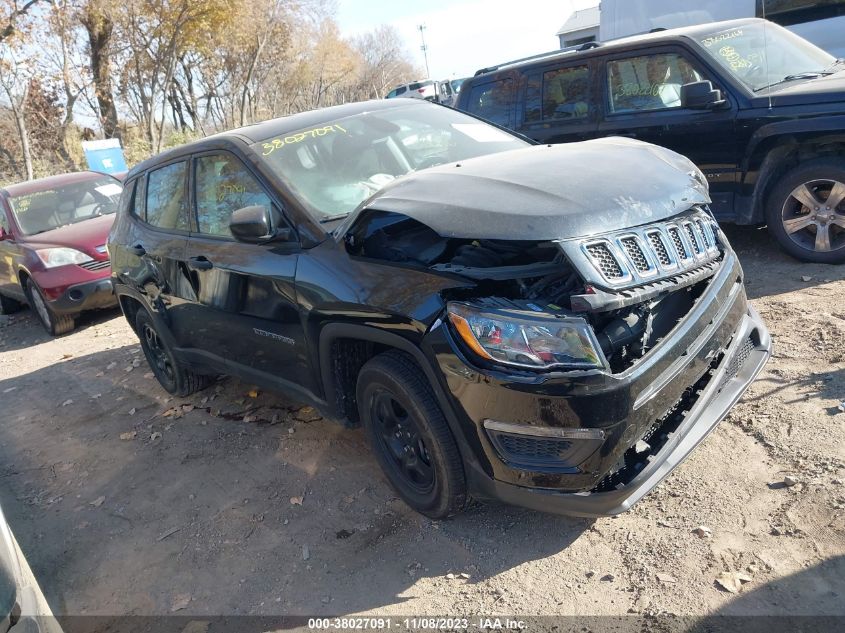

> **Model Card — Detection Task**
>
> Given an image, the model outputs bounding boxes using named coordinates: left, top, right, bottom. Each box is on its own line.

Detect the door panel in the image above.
left=0, top=203, right=24, bottom=301
left=599, top=49, right=739, bottom=218
left=180, top=151, right=311, bottom=392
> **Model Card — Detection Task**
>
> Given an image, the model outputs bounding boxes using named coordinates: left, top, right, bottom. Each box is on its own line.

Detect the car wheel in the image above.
left=24, top=279, right=75, bottom=335
left=766, top=158, right=845, bottom=263
left=135, top=309, right=211, bottom=396
left=357, top=350, right=467, bottom=519
left=0, top=292, right=22, bottom=315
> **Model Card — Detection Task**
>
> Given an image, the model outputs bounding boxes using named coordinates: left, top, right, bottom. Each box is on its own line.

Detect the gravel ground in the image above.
left=0, top=225, right=842, bottom=627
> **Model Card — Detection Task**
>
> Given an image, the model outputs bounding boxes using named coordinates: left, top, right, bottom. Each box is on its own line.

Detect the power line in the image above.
left=418, top=24, right=430, bottom=78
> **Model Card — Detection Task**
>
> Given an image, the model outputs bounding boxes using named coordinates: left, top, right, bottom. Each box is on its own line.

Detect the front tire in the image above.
left=766, top=158, right=845, bottom=263
left=357, top=351, right=467, bottom=519
left=24, top=279, right=75, bottom=335
left=135, top=309, right=210, bottom=396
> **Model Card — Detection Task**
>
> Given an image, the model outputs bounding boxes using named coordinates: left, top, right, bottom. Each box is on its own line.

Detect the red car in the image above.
left=0, top=171, right=122, bottom=335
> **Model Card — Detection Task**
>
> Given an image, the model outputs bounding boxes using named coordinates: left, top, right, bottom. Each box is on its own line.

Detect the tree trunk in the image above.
left=9, top=84, right=34, bottom=180
left=81, top=3, right=119, bottom=139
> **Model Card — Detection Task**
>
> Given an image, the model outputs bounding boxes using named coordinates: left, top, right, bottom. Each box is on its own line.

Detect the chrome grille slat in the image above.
left=560, top=208, right=722, bottom=290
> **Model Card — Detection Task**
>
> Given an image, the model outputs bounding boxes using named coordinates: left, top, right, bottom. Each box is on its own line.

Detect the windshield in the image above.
left=697, top=22, right=835, bottom=92
left=9, top=177, right=122, bottom=236
left=253, top=104, right=528, bottom=221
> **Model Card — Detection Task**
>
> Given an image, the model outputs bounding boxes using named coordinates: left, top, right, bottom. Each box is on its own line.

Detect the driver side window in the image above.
left=607, top=53, right=705, bottom=114
left=194, top=154, right=272, bottom=238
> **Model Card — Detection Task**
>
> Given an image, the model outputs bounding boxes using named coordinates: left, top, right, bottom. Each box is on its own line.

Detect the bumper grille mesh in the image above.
left=496, top=434, right=573, bottom=460
left=585, top=243, right=624, bottom=279
left=719, top=336, right=755, bottom=390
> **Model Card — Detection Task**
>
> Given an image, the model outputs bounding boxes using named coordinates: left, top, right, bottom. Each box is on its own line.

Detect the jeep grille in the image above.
left=564, top=208, right=721, bottom=289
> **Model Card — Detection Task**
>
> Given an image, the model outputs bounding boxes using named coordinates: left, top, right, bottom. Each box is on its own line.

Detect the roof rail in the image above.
left=473, top=40, right=601, bottom=76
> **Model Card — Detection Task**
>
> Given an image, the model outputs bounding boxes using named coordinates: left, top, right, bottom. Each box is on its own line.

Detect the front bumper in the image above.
left=425, top=250, right=771, bottom=516
left=474, top=306, right=770, bottom=516
left=48, top=278, right=115, bottom=314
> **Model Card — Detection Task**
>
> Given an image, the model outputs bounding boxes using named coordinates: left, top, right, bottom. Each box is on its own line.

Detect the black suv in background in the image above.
left=109, top=99, right=770, bottom=519
left=456, top=18, right=845, bottom=264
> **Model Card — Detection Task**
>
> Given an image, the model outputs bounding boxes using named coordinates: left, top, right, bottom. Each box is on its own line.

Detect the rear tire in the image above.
left=24, top=279, right=75, bottom=335
left=135, top=309, right=211, bottom=396
left=357, top=350, right=467, bottom=519
left=766, top=158, right=845, bottom=264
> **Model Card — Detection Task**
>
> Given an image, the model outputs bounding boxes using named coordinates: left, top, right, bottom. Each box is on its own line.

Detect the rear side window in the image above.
left=194, top=153, right=272, bottom=238
left=465, top=79, right=515, bottom=128
left=542, top=64, right=590, bottom=120
left=146, top=162, right=190, bottom=231
left=607, top=53, right=704, bottom=114
left=118, top=179, right=136, bottom=217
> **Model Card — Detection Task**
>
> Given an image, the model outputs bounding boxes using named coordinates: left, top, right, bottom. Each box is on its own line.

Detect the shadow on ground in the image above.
left=0, top=315, right=591, bottom=621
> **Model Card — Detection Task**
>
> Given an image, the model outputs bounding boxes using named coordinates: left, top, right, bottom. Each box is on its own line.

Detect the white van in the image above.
left=600, top=0, right=845, bottom=58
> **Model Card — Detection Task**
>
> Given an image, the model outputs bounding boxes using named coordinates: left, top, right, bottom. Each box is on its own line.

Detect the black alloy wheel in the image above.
left=357, top=351, right=467, bottom=519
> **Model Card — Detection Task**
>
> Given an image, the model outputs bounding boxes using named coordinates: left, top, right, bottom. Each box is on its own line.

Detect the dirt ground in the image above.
left=0, top=225, right=843, bottom=627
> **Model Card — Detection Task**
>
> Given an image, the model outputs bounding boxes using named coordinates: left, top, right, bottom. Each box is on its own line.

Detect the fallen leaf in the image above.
left=95, top=371, right=104, bottom=377
left=692, top=525, right=712, bottom=538
left=91, top=393, right=102, bottom=400
left=61, top=399, right=74, bottom=407
left=61, top=353, right=73, bottom=359
left=783, top=475, right=800, bottom=487
left=150, top=431, right=162, bottom=441
left=128, top=407, right=136, bottom=416
left=801, top=275, right=813, bottom=282
left=144, top=372, right=154, bottom=379
left=89, top=496, right=106, bottom=508
left=248, top=389, right=259, bottom=398
left=171, top=593, right=192, bottom=612
left=120, top=431, right=137, bottom=441
left=106, top=362, right=116, bottom=370
left=289, top=496, right=304, bottom=506
left=243, top=415, right=256, bottom=423
left=715, top=571, right=752, bottom=593
left=182, top=405, right=194, bottom=413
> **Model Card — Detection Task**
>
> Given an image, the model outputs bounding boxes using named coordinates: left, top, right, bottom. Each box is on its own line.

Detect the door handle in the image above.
left=129, top=244, right=146, bottom=256
left=188, top=256, right=214, bottom=271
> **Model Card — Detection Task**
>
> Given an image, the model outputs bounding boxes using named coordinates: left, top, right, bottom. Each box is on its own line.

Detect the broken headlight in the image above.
left=447, top=302, right=607, bottom=371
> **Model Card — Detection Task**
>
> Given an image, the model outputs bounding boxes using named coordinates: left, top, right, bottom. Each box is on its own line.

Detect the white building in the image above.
left=556, top=5, right=600, bottom=48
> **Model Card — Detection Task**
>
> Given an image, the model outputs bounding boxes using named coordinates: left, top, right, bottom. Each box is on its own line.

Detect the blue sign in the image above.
left=81, top=138, right=128, bottom=175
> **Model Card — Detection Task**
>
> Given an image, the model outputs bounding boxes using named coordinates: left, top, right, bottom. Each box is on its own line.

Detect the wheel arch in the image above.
left=317, top=323, right=472, bottom=461
left=743, top=125, right=845, bottom=224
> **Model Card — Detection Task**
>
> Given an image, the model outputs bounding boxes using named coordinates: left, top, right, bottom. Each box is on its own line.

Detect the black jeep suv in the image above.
left=456, top=18, right=845, bottom=264
left=109, top=99, right=770, bottom=519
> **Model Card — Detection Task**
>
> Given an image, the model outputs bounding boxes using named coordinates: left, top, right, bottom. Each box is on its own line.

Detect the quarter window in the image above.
left=542, top=64, right=590, bottom=120
left=194, top=154, right=272, bottom=238
left=607, top=53, right=705, bottom=114
left=146, top=162, right=190, bottom=230
left=465, top=79, right=515, bottom=128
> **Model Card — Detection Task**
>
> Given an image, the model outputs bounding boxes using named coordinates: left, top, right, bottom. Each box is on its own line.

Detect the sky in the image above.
left=336, top=0, right=600, bottom=80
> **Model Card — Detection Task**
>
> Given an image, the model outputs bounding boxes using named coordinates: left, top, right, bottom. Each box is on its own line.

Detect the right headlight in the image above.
left=446, top=302, right=607, bottom=371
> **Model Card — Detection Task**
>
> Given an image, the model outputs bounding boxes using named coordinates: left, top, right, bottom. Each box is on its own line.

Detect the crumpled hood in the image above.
left=347, top=137, right=709, bottom=241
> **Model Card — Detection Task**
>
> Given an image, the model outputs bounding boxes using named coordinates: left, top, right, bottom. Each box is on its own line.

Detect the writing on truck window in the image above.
left=262, top=124, right=348, bottom=156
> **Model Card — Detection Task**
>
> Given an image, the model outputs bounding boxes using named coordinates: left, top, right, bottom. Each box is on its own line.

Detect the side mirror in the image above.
left=681, top=80, right=727, bottom=110
left=229, top=205, right=292, bottom=243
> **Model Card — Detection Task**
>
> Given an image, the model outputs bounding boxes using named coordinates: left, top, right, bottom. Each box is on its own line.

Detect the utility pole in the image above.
left=418, top=23, right=430, bottom=78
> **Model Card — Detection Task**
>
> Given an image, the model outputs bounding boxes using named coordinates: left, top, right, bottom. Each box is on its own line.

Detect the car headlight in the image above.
left=446, top=302, right=607, bottom=371
left=36, top=248, right=94, bottom=269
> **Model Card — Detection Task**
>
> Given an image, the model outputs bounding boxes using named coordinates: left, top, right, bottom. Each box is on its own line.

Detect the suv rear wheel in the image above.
left=357, top=351, right=467, bottom=519
left=24, top=279, right=75, bottom=335
left=767, top=158, right=845, bottom=264
left=136, top=309, right=211, bottom=396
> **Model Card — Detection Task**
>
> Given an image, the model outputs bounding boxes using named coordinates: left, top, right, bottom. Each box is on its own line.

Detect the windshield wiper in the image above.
left=318, top=212, right=351, bottom=224
left=753, top=71, right=833, bottom=92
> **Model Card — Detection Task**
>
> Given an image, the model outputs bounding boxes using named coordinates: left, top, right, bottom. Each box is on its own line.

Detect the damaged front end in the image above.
left=344, top=205, right=723, bottom=376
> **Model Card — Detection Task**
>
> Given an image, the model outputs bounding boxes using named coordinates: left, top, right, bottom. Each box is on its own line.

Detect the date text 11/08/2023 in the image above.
left=307, top=618, right=528, bottom=630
